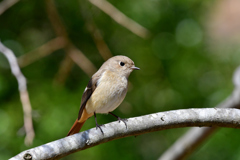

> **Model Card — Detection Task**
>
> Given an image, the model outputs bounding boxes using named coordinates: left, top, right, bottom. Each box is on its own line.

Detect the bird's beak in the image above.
left=131, top=66, right=140, bottom=70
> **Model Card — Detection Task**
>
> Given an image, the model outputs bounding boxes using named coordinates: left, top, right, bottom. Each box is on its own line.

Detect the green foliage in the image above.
left=0, top=0, right=239, bottom=159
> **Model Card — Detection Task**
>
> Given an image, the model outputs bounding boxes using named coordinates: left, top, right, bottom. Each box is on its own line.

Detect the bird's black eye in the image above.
left=120, top=61, right=125, bottom=66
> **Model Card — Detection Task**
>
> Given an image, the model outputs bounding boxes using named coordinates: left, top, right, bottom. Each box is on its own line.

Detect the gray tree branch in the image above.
left=0, top=41, right=34, bottom=146
left=10, top=108, right=240, bottom=160
left=159, top=66, right=240, bottom=160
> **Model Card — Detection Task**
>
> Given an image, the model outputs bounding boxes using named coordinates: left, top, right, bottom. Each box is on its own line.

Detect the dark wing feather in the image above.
left=77, top=73, right=101, bottom=120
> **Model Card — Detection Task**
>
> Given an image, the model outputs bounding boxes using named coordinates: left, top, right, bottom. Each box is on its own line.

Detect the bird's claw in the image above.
left=96, top=124, right=104, bottom=135
left=118, top=118, right=128, bottom=129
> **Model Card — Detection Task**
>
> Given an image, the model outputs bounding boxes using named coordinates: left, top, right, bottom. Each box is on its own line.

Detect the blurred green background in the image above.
left=1, top=0, right=240, bottom=159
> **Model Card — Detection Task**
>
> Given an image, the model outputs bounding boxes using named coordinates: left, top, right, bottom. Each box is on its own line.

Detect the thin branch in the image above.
left=67, top=45, right=97, bottom=77
left=88, top=0, right=151, bottom=39
left=45, top=0, right=74, bottom=84
left=159, top=66, right=240, bottom=160
left=53, top=55, right=74, bottom=85
left=0, top=0, right=19, bottom=15
left=45, top=0, right=68, bottom=38
left=0, top=41, right=34, bottom=146
left=80, top=2, right=113, bottom=61
left=10, top=108, right=240, bottom=160
left=86, top=24, right=112, bottom=60
left=45, top=0, right=97, bottom=82
left=159, top=127, right=218, bottom=160
left=18, top=37, right=67, bottom=68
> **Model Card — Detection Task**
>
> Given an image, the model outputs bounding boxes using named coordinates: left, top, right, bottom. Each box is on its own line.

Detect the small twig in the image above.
left=0, top=0, right=19, bottom=15
left=45, top=0, right=97, bottom=81
left=159, top=66, right=240, bottom=160
left=85, top=21, right=113, bottom=61
left=0, top=41, right=35, bottom=146
left=45, top=0, right=68, bottom=38
left=67, top=45, right=97, bottom=77
left=18, top=37, right=67, bottom=68
left=80, top=2, right=112, bottom=60
left=88, top=0, right=151, bottom=39
left=10, top=108, right=240, bottom=160
left=54, top=55, right=74, bottom=85
left=45, top=0, right=74, bottom=84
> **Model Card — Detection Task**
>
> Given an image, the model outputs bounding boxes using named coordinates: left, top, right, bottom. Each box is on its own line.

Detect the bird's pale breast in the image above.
left=85, top=70, right=128, bottom=114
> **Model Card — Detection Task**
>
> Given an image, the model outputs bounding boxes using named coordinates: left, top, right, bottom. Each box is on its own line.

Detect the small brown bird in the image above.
left=67, top=55, right=139, bottom=136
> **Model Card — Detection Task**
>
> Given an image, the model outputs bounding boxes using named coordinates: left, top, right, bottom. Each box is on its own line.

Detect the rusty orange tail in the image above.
left=67, top=119, right=86, bottom=136
left=67, top=108, right=94, bottom=136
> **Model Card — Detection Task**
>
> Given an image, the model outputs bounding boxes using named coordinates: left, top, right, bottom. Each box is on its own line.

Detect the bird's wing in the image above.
left=77, top=71, right=103, bottom=120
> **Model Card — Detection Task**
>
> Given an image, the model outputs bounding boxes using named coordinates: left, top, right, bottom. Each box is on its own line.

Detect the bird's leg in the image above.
left=109, top=112, right=128, bottom=129
left=94, top=112, right=104, bottom=135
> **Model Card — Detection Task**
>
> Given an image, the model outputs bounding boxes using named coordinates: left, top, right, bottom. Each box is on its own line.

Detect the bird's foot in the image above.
left=117, top=117, right=128, bottom=129
left=109, top=112, right=128, bottom=129
left=95, top=123, right=105, bottom=135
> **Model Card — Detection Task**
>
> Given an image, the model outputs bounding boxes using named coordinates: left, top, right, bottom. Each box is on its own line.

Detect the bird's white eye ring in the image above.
left=119, top=61, right=125, bottom=66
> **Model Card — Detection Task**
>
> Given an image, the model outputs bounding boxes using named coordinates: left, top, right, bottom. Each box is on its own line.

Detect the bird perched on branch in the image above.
left=67, top=55, right=139, bottom=136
